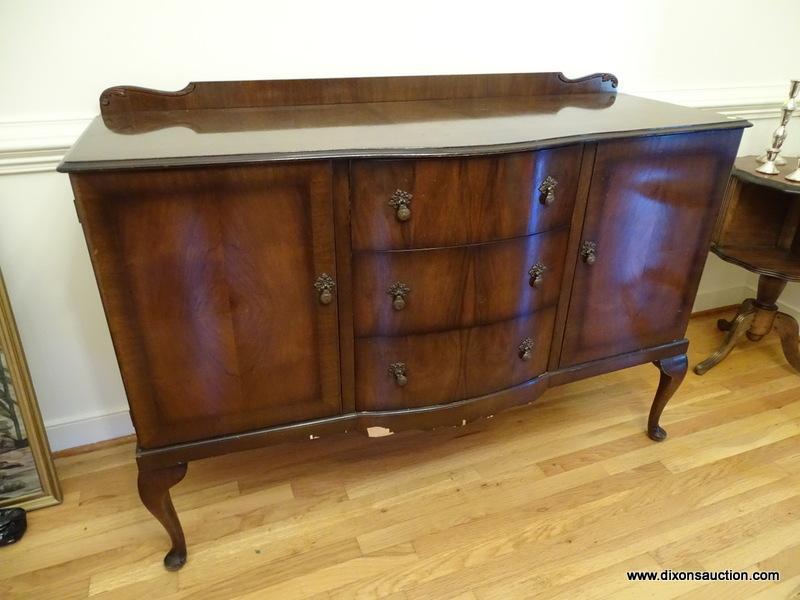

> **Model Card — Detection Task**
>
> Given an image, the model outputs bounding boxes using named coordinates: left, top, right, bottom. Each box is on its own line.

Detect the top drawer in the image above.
left=350, top=145, right=582, bottom=251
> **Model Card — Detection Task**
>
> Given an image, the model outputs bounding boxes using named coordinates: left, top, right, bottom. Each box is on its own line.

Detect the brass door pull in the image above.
left=580, top=241, right=597, bottom=265
left=528, top=263, right=547, bottom=288
left=518, top=338, right=534, bottom=361
left=314, top=273, right=336, bottom=305
left=388, top=362, right=408, bottom=386
left=538, top=176, right=558, bottom=206
left=387, top=281, right=410, bottom=311
left=389, top=189, right=412, bottom=222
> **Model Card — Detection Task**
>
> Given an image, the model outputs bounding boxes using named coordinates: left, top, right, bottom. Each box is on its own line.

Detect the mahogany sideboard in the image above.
left=58, top=72, right=748, bottom=570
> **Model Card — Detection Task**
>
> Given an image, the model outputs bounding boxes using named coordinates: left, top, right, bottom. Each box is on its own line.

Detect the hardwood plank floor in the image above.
left=3, top=312, right=800, bottom=599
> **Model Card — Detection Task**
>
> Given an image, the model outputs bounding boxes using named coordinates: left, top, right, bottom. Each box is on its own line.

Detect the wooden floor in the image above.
left=3, top=312, right=800, bottom=599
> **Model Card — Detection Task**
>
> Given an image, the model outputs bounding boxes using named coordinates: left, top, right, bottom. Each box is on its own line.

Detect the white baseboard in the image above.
left=45, top=409, right=134, bottom=452
left=691, top=285, right=751, bottom=314
left=693, top=283, right=800, bottom=322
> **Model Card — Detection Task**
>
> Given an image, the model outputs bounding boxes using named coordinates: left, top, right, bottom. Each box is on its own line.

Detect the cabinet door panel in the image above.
left=73, top=163, right=340, bottom=448
left=559, top=130, right=741, bottom=367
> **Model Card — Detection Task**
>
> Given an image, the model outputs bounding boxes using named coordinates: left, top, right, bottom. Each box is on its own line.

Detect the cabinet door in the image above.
left=73, top=162, right=341, bottom=448
left=559, top=130, right=741, bottom=367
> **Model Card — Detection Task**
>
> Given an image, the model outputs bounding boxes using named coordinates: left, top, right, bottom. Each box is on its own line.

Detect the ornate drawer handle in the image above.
left=538, top=176, right=558, bottom=206
left=518, top=338, right=534, bottom=361
left=580, top=241, right=597, bottom=265
left=388, top=362, right=408, bottom=386
left=387, top=281, right=410, bottom=311
left=389, top=189, right=412, bottom=222
left=528, top=263, right=547, bottom=288
left=314, top=273, right=336, bottom=305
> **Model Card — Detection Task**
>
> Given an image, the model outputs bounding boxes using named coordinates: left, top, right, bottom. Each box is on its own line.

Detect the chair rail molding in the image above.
left=632, top=82, right=793, bottom=120
left=0, top=118, right=92, bottom=175
left=0, top=83, right=794, bottom=176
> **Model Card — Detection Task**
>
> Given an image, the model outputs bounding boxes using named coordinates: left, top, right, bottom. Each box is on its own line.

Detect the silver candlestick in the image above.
left=757, top=79, right=800, bottom=174
left=787, top=158, right=800, bottom=183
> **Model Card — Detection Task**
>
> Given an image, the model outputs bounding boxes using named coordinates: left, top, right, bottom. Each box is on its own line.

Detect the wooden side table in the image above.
left=695, top=156, right=800, bottom=375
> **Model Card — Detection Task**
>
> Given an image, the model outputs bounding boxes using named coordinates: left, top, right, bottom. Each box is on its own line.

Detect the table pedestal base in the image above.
left=694, top=275, right=800, bottom=375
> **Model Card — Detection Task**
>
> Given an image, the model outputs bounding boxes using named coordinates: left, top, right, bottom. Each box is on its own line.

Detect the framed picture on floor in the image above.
left=0, top=269, right=60, bottom=510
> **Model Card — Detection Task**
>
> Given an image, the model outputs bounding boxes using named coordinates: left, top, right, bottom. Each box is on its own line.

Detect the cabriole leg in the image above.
left=647, top=354, right=688, bottom=442
left=137, top=463, right=188, bottom=571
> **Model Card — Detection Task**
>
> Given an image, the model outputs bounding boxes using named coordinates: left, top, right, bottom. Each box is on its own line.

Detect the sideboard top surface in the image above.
left=58, top=73, right=748, bottom=172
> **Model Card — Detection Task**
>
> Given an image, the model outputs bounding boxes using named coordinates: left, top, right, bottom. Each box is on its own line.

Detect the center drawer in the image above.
left=352, top=228, right=568, bottom=337
left=350, top=145, right=582, bottom=251
left=355, top=308, right=556, bottom=411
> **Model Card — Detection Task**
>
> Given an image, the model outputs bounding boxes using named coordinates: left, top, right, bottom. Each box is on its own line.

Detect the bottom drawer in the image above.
left=355, top=308, right=556, bottom=411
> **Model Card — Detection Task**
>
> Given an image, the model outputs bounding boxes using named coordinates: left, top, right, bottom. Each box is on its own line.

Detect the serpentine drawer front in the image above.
left=354, top=309, right=556, bottom=411
left=350, top=147, right=581, bottom=251
left=58, top=72, right=747, bottom=570
left=351, top=229, right=569, bottom=337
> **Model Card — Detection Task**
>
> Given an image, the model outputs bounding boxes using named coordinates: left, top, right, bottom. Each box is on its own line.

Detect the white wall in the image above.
left=1, top=0, right=799, bottom=450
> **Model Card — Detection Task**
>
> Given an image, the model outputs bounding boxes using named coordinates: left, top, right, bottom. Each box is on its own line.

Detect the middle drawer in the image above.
left=352, top=228, right=568, bottom=338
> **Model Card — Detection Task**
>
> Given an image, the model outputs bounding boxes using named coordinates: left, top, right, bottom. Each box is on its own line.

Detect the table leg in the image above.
left=717, top=298, right=756, bottom=331
left=746, top=275, right=786, bottom=341
left=775, top=312, right=800, bottom=373
left=694, top=301, right=756, bottom=375
left=695, top=274, right=791, bottom=375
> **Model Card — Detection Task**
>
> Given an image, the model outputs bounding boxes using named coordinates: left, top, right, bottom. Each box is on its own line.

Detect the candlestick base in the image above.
left=756, top=161, right=781, bottom=175
left=757, top=154, right=787, bottom=165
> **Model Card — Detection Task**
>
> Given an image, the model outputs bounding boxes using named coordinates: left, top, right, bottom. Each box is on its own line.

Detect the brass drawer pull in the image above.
left=538, top=176, right=558, bottom=206
left=388, top=362, right=408, bottom=386
left=528, top=263, right=547, bottom=288
left=314, top=273, right=336, bottom=305
left=580, top=241, right=597, bottom=265
left=518, top=338, right=534, bottom=361
left=387, top=281, right=410, bottom=311
left=389, top=189, right=412, bottom=222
